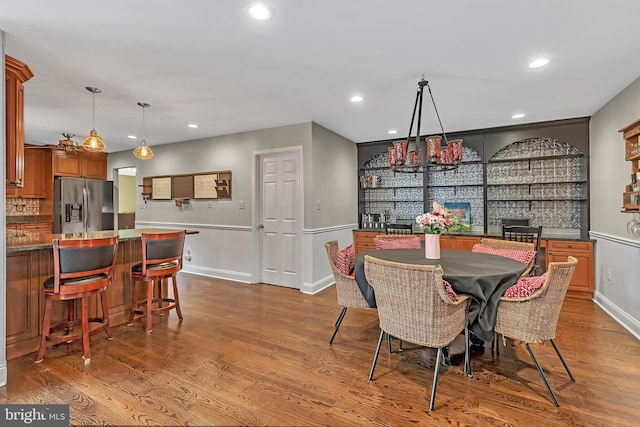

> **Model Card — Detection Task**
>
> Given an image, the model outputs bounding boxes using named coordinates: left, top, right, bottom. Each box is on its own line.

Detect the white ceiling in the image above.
left=2, top=1, right=640, bottom=154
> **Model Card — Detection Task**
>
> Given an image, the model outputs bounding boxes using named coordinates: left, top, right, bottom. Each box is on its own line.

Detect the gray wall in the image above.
left=590, top=76, right=640, bottom=238
left=309, top=122, right=358, bottom=229
left=107, top=121, right=358, bottom=229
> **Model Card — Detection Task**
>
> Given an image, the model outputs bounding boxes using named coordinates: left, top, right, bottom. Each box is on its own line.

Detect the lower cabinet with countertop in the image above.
left=5, top=228, right=195, bottom=360
left=352, top=229, right=595, bottom=300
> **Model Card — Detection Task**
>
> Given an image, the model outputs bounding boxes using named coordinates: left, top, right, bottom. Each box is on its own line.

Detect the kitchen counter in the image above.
left=6, top=228, right=199, bottom=253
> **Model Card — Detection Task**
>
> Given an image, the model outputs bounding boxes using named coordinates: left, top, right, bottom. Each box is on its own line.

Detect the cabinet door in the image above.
left=547, top=249, right=594, bottom=299
left=21, top=148, right=48, bottom=198
left=6, top=251, right=40, bottom=346
left=82, top=155, right=107, bottom=179
left=440, top=235, right=457, bottom=250
left=53, top=153, right=82, bottom=177
left=455, top=236, right=481, bottom=251
left=23, top=223, right=52, bottom=233
left=5, top=75, right=25, bottom=188
left=353, top=230, right=377, bottom=255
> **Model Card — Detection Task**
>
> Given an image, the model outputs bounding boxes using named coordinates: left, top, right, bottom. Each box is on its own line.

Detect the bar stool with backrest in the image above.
left=36, top=236, right=119, bottom=362
left=128, top=230, right=186, bottom=332
left=502, top=225, right=543, bottom=275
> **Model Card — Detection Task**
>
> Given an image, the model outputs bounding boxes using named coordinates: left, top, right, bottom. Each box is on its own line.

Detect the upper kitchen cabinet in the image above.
left=53, top=150, right=108, bottom=179
left=7, top=146, right=51, bottom=198
left=5, top=55, right=34, bottom=189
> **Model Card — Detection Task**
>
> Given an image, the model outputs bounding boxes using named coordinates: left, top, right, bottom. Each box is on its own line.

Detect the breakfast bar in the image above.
left=5, top=228, right=196, bottom=360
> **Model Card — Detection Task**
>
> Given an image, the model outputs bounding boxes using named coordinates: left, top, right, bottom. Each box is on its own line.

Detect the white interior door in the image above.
left=258, top=149, right=303, bottom=288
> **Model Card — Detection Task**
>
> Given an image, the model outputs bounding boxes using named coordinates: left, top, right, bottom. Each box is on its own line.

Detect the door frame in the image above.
left=251, top=146, right=304, bottom=286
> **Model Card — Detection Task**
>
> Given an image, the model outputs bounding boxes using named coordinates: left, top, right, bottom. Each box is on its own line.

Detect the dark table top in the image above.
left=354, top=249, right=528, bottom=341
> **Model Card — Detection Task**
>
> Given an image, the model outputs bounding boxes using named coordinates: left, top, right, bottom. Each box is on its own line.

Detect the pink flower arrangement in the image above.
left=415, top=202, right=457, bottom=234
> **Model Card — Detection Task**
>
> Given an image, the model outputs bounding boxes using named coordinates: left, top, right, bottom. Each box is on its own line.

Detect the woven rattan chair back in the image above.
left=373, top=234, right=421, bottom=250
left=479, top=237, right=536, bottom=276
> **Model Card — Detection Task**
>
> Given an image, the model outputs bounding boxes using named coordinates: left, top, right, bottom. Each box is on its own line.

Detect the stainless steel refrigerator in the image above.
left=54, top=177, right=115, bottom=233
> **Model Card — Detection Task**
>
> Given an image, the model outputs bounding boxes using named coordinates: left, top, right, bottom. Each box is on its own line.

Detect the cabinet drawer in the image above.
left=547, top=240, right=592, bottom=253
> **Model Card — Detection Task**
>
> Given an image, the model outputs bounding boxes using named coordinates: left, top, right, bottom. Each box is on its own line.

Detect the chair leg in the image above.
left=329, top=307, right=347, bottom=344
left=81, top=297, right=91, bottom=360
left=146, top=279, right=154, bottom=333
left=550, top=339, right=575, bottom=382
left=464, top=327, right=472, bottom=377
left=525, top=343, right=559, bottom=407
left=172, top=275, right=183, bottom=321
left=429, top=347, right=443, bottom=412
left=368, top=330, right=385, bottom=382
left=387, top=333, right=392, bottom=354
left=100, top=290, right=113, bottom=339
left=67, top=299, right=75, bottom=338
left=35, top=298, right=53, bottom=363
left=128, top=279, right=138, bottom=326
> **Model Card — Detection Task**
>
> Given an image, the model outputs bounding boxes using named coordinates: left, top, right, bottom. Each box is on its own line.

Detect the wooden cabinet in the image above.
left=547, top=240, right=594, bottom=300
left=353, top=230, right=377, bottom=255
left=440, top=235, right=481, bottom=251
left=5, top=55, right=34, bottom=190
left=7, top=147, right=50, bottom=198
left=6, top=250, right=41, bottom=357
left=7, top=222, right=53, bottom=233
left=619, top=118, right=640, bottom=212
left=53, top=150, right=107, bottom=179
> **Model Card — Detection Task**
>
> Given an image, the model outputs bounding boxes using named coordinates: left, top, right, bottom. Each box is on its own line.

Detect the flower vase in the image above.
left=424, top=233, right=441, bottom=259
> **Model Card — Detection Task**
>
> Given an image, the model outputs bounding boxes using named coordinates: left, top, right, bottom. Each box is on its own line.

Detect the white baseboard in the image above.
left=301, top=275, right=335, bottom=295
left=593, top=291, right=640, bottom=341
left=181, top=266, right=253, bottom=284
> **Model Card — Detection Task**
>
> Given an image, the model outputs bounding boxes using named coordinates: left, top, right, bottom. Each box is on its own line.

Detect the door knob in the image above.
left=258, top=224, right=264, bottom=229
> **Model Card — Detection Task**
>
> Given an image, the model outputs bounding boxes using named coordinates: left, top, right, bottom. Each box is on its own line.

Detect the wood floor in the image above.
left=2, top=273, right=640, bottom=426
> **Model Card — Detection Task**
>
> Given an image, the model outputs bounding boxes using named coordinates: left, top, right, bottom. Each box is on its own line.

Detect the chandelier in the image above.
left=133, top=102, right=154, bottom=160
left=82, top=87, right=106, bottom=152
left=389, top=77, right=462, bottom=172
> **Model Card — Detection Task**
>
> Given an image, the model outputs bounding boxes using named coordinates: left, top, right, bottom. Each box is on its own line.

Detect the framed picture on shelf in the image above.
left=444, top=202, right=471, bottom=234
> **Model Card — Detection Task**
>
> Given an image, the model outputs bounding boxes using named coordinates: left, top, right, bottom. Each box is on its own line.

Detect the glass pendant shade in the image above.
left=134, top=140, right=154, bottom=160
left=134, top=102, right=154, bottom=160
left=83, top=87, right=106, bottom=152
left=82, top=129, right=106, bottom=152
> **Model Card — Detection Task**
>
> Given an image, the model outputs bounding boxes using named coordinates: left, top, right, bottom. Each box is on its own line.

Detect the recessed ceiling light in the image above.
left=246, top=3, right=274, bottom=20
left=529, top=58, right=549, bottom=68
left=388, top=130, right=398, bottom=135
left=187, top=123, right=199, bottom=128
left=512, top=113, right=525, bottom=119
left=350, top=95, right=363, bottom=103
left=127, top=135, right=137, bottom=139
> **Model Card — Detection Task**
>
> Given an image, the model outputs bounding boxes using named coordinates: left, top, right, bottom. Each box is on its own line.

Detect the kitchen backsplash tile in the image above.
left=6, top=198, right=41, bottom=216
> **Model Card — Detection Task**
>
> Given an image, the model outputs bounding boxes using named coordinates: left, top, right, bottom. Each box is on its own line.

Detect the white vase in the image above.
left=424, top=233, right=441, bottom=259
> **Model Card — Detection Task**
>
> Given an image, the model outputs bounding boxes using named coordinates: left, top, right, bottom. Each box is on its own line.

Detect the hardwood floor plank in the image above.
left=2, top=273, right=640, bottom=426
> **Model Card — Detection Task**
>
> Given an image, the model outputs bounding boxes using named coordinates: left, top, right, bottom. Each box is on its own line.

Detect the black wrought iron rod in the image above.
left=427, top=82, right=449, bottom=144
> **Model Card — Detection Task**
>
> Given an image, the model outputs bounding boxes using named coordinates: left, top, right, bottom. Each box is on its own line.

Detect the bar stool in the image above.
left=128, top=230, right=186, bottom=332
left=35, top=236, right=119, bottom=362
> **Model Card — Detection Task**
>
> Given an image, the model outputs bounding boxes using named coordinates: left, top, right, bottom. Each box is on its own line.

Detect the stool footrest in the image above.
left=46, top=318, right=109, bottom=344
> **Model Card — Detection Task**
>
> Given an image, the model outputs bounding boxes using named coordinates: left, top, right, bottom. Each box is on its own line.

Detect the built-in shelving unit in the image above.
left=357, top=118, right=590, bottom=237
left=620, top=118, right=640, bottom=212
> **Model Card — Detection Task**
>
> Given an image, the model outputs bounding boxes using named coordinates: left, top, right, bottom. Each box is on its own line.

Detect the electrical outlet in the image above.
left=208, top=201, right=212, bottom=208
left=239, top=200, right=245, bottom=209
left=607, top=268, right=612, bottom=282
left=315, top=200, right=321, bottom=210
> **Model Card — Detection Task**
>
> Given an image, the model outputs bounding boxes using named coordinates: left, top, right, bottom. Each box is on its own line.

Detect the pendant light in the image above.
left=133, top=102, right=154, bottom=160
left=82, top=87, right=106, bottom=152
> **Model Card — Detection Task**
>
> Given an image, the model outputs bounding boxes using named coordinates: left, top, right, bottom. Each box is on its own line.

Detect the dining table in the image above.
left=354, top=248, right=528, bottom=342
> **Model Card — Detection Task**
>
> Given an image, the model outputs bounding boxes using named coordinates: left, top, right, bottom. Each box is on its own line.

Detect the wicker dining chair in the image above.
left=494, top=256, right=578, bottom=407
left=477, top=238, right=537, bottom=277
left=325, top=241, right=373, bottom=344
left=364, top=255, right=471, bottom=412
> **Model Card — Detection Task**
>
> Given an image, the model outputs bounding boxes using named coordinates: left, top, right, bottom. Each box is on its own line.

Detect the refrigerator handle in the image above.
left=83, top=186, right=90, bottom=231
